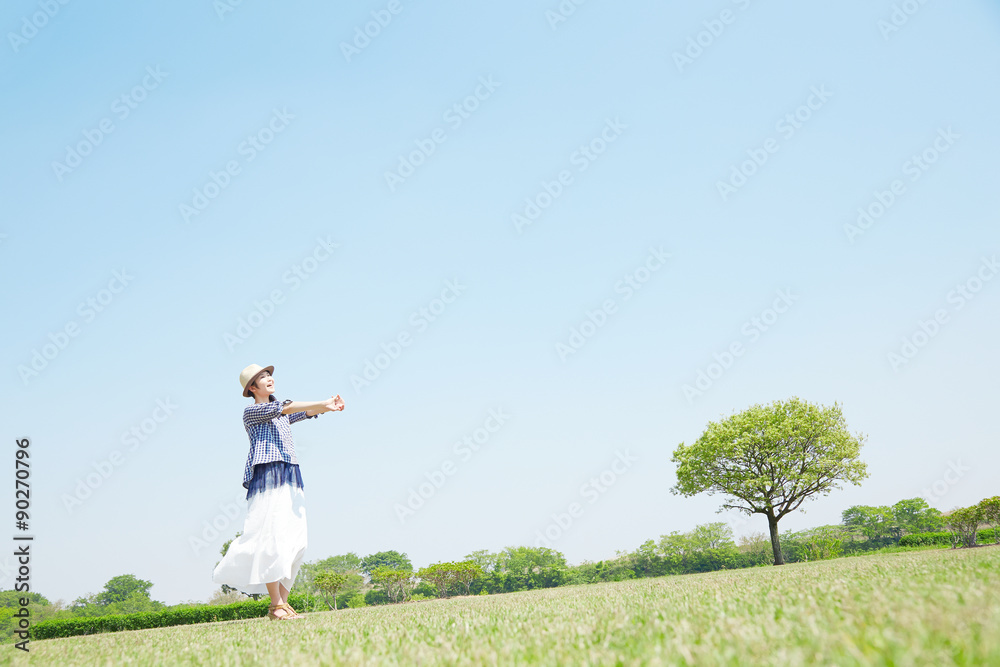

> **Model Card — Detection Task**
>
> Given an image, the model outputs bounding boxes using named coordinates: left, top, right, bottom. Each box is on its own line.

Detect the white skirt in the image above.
left=212, top=483, right=307, bottom=595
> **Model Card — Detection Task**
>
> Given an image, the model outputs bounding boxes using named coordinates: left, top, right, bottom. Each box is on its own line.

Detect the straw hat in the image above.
left=239, top=363, right=274, bottom=397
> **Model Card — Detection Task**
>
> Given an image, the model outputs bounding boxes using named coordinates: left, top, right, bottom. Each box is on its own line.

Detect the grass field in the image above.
left=8, top=546, right=999, bottom=666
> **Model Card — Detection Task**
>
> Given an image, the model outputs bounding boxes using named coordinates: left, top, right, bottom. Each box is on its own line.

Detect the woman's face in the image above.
left=251, top=371, right=275, bottom=397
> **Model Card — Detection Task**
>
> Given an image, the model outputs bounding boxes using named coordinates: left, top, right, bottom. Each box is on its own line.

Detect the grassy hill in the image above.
left=8, top=546, right=999, bottom=666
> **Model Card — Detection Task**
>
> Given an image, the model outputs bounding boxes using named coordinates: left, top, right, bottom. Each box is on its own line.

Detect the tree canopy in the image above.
left=361, top=551, right=413, bottom=577
left=316, top=553, right=363, bottom=574
left=671, top=397, right=868, bottom=565
left=96, top=574, right=154, bottom=606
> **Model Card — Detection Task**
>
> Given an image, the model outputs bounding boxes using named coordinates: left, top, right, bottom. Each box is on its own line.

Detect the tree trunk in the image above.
left=767, top=514, right=784, bottom=565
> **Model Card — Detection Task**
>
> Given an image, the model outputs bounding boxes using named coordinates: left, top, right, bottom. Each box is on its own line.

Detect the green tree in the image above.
left=69, top=593, right=104, bottom=617
left=451, top=561, right=484, bottom=596
left=0, top=592, right=57, bottom=645
left=417, top=563, right=458, bottom=598
left=737, top=532, right=772, bottom=567
left=0, top=591, right=49, bottom=609
left=465, top=549, right=499, bottom=574
left=842, top=505, right=894, bottom=540
left=494, top=547, right=567, bottom=591
left=317, top=553, right=363, bottom=573
left=361, top=551, right=413, bottom=578
left=688, top=522, right=735, bottom=550
left=892, top=498, right=944, bottom=536
left=314, top=571, right=350, bottom=610
left=369, top=567, right=415, bottom=603
left=978, top=496, right=1000, bottom=544
left=630, top=539, right=668, bottom=578
left=295, top=553, right=365, bottom=608
left=658, top=531, right=693, bottom=572
left=671, top=397, right=869, bottom=565
left=947, top=505, right=983, bottom=548
left=104, top=593, right=165, bottom=615
left=799, top=525, right=846, bottom=560
left=96, top=575, right=154, bottom=606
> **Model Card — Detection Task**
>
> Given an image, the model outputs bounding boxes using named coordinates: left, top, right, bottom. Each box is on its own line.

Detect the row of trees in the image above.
left=66, top=575, right=165, bottom=617
left=841, top=498, right=945, bottom=541
left=946, top=496, right=1000, bottom=548
left=6, top=490, right=992, bottom=643
left=0, top=574, right=193, bottom=642
left=293, top=547, right=567, bottom=607
left=283, top=494, right=996, bottom=610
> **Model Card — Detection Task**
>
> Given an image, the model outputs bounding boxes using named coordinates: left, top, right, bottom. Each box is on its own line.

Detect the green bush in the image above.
left=345, top=593, right=367, bottom=608
left=412, top=581, right=437, bottom=598
left=33, top=594, right=320, bottom=640
left=364, top=589, right=389, bottom=606
left=899, top=528, right=995, bottom=547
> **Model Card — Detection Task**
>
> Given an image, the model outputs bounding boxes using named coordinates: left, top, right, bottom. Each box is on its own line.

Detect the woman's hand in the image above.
left=323, top=395, right=345, bottom=413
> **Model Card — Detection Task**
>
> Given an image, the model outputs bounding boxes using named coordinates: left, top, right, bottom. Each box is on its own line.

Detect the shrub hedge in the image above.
left=899, top=528, right=996, bottom=547
left=32, top=526, right=1000, bottom=641
left=33, top=594, right=319, bottom=640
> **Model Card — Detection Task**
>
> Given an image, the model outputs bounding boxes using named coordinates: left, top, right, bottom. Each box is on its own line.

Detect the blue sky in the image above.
left=2, top=0, right=998, bottom=605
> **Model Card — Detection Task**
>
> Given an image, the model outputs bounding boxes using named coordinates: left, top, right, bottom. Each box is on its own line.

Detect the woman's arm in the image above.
left=282, top=395, right=344, bottom=416
left=304, top=394, right=345, bottom=416
left=244, top=400, right=284, bottom=426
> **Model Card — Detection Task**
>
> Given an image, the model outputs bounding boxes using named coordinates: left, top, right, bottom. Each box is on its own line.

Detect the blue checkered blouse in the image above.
left=242, top=395, right=317, bottom=489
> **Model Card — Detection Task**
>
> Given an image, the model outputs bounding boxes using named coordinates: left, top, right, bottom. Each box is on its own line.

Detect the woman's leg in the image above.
left=266, top=582, right=287, bottom=617
left=270, top=582, right=291, bottom=605
left=279, top=583, right=303, bottom=616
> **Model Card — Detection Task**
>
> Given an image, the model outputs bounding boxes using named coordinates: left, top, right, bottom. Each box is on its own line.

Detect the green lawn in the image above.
left=9, top=546, right=999, bottom=666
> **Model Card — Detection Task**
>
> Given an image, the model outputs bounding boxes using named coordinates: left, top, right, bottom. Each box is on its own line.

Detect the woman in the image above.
left=213, top=363, right=344, bottom=620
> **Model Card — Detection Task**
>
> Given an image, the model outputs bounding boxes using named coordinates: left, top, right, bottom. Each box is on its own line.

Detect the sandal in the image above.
left=267, top=603, right=302, bottom=621
left=280, top=603, right=305, bottom=619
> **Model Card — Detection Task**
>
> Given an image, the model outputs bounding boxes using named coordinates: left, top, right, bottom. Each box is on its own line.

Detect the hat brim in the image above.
left=243, top=365, right=275, bottom=397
